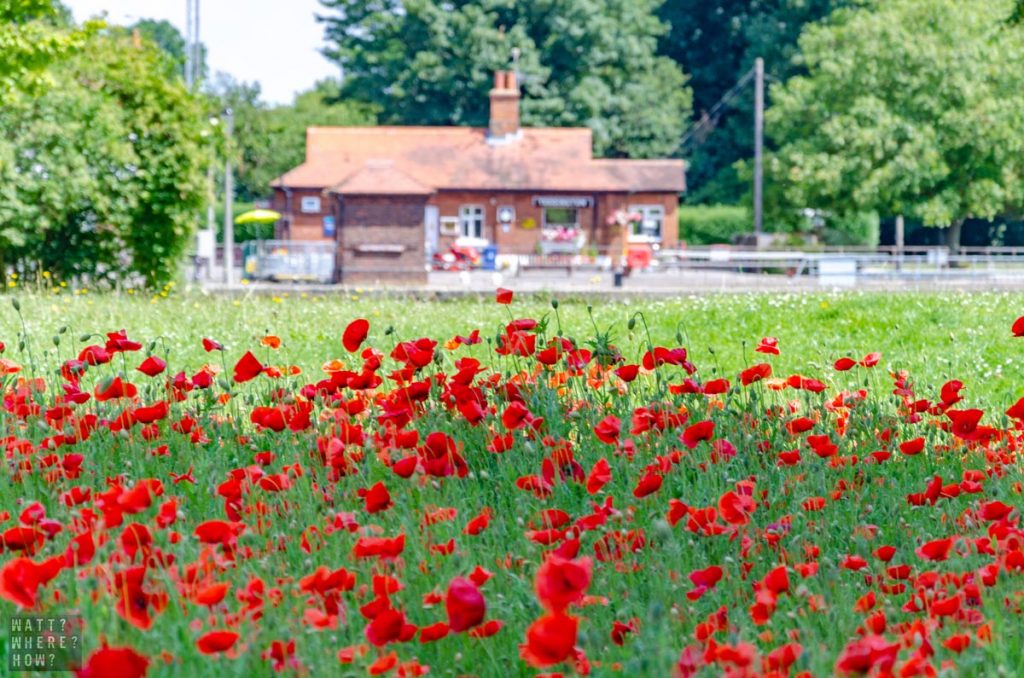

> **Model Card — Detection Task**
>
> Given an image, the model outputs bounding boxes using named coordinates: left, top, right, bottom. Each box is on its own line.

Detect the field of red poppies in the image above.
left=2, top=289, right=1024, bottom=676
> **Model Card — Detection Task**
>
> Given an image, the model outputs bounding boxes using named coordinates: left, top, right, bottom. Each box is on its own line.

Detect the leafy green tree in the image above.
left=0, top=0, right=91, bottom=95
left=767, top=0, right=1024, bottom=249
left=318, top=0, right=691, bottom=158
left=0, top=27, right=211, bottom=285
left=129, top=17, right=207, bottom=82
left=212, top=76, right=375, bottom=201
left=658, top=0, right=852, bottom=203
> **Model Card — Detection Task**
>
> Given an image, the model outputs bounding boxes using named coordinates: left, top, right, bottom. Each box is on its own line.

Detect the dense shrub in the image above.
left=677, top=204, right=750, bottom=245
left=822, top=212, right=880, bottom=247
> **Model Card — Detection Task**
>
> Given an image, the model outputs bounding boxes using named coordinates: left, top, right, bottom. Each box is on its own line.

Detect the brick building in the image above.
left=271, top=71, right=685, bottom=283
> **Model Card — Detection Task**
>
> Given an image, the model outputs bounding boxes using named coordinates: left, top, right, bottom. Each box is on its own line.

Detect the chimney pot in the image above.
left=489, top=70, right=520, bottom=139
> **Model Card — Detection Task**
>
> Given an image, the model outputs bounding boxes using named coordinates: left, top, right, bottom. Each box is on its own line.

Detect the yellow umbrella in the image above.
left=234, top=209, right=282, bottom=225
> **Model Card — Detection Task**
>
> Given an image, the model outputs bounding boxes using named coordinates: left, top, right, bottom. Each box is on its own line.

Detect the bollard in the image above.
left=613, top=271, right=624, bottom=288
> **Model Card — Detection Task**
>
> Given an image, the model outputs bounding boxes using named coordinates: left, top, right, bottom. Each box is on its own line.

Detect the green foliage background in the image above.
left=317, top=0, right=692, bottom=159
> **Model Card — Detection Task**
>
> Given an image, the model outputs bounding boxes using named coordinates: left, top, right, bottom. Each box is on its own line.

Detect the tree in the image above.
left=129, top=18, right=207, bottom=82
left=0, top=0, right=92, bottom=95
left=766, top=0, right=1024, bottom=249
left=212, top=76, right=375, bottom=201
left=0, top=27, right=211, bottom=285
left=657, top=0, right=853, bottom=203
left=129, top=17, right=206, bottom=81
left=317, top=0, right=691, bottom=159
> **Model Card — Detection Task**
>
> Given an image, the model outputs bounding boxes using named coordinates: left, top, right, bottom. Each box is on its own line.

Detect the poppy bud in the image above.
left=218, top=378, right=232, bottom=391
left=147, top=341, right=157, bottom=352
left=627, top=317, right=636, bottom=331
left=551, top=299, right=559, bottom=309
left=52, top=335, right=60, bottom=347
left=384, top=326, right=394, bottom=336
left=79, top=334, right=92, bottom=342
left=58, top=326, right=67, bottom=334
left=10, top=298, right=20, bottom=312
left=675, top=332, right=683, bottom=344
left=18, top=340, right=25, bottom=352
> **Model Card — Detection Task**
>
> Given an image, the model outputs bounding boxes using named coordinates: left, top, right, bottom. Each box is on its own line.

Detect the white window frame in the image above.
left=628, top=204, right=664, bottom=243
left=300, top=196, right=322, bottom=214
left=458, top=205, right=485, bottom=239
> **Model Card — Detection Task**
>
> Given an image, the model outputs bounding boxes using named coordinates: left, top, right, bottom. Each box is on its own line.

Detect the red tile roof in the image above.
left=332, top=159, right=433, bottom=195
left=272, top=126, right=685, bottom=194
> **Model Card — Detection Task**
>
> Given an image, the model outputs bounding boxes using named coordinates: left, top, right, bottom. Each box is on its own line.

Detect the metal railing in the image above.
left=241, top=240, right=335, bottom=283
left=654, top=246, right=1024, bottom=285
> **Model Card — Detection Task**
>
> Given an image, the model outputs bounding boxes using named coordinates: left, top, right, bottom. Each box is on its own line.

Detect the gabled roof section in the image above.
left=330, top=159, right=433, bottom=196
left=272, top=125, right=684, bottom=194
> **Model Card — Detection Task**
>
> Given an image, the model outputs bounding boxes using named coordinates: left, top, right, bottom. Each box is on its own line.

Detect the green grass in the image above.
left=2, top=290, right=1024, bottom=676
left=5, top=290, right=1022, bottom=406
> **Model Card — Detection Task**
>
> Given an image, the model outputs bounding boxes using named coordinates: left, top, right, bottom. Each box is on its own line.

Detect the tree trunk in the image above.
left=946, top=218, right=964, bottom=253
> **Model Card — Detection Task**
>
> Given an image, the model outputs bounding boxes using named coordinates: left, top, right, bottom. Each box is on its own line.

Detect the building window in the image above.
left=300, top=196, right=322, bottom=213
left=459, top=205, right=485, bottom=239
left=542, top=207, right=578, bottom=230
left=628, top=204, right=664, bottom=242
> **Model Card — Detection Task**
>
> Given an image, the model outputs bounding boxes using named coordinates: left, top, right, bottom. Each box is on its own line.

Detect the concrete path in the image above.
left=195, top=268, right=1024, bottom=297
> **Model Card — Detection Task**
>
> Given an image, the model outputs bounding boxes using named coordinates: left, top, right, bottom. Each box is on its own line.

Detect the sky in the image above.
left=66, top=0, right=339, bottom=104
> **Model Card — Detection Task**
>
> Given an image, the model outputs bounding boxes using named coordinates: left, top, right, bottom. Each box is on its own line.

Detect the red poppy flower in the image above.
left=717, top=490, right=754, bottom=525
left=233, top=351, right=264, bottom=383
left=834, top=357, right=857, bottom=371
left=495, top=288, right=514, bottom=304
left=899, top=437, right=925, bottom=456
left=368, top=652, right=398, bottom=675
left=202, top=337, right=224, bottom=352
left=615, top=364, right=639, bottom=382
left=0, top=556, right=63, bottom=608
left=915, top=537, right=953, bottom=562
left=196, top=630, right=239, bottom=655
left=859, top=352, right=881, bottom=367
left=739, top=363, right=771, bottom=385
left=834, top=635, right=899, bottom=674
left=610, top=618, right=639, bottom=646
left=593, top=415, right=621, bottom=444
left=136, top=355, right=166, bottom=377
left=586, top=458, right=611, bottom=495
left=76, top=646, right=149, bottom=678
left=686, top=565, right=723, bottom=601
left=766, top=642, right=802, bottom=671
left=1013, top=315, right=1024, bottom=336
left=519, top=612, right=578, bottom=668
left=681, top=420, right=715, bottom=449
left=755, top=337, right=780, bottom=355
left=343, top=319, right=370, bottom=353
left=358, top=482, right=393, bottom=514
left=446, top=577, right=486, bottom=632
left=942, top=634, right=971, bottom=653
left=632, top=469, right=663, bottom=498
left=535, top=556, right=592, bottom=613
left=468, top=619, right=504, bottom=638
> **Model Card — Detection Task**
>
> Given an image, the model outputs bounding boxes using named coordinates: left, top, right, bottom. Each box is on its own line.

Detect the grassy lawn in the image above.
left=1, top=289, right=1023, bottom=676
left=5, top=290, right=1022, bottom=405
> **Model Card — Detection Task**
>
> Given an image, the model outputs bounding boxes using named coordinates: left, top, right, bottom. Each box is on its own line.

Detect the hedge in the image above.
left=678, top=204, right=750, bottom=245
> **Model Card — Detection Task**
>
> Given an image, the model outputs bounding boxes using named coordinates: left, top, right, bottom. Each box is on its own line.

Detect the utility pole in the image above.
left=184, top=0, right=192, bottom=89
left=223, top=108, right=235, bottom=285
left=753, top=56, right=764, bottom=238
left=184, top=0, right=200, bottom=89
left=192, top=0, right=201, bottom=87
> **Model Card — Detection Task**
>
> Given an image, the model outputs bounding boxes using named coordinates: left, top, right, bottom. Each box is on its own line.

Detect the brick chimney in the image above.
left=488, top=70, right=520, bottom=140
